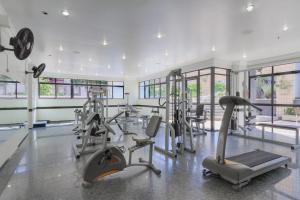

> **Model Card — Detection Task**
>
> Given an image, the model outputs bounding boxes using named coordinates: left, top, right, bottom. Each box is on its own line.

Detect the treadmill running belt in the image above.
left=227, top=150, right=282, bottom=168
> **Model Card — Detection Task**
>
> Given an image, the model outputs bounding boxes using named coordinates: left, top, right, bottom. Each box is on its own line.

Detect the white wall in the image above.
left=36, top=99, right=126, bottom=121
left=0, top=99, right=27, bottom=124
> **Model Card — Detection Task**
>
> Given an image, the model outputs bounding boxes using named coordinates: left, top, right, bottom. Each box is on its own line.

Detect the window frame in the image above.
left=38, top=77, right=124, bottom=99
left=0, top=80, right=27, bottom=99
left=249, top=63, right=300, bottom=124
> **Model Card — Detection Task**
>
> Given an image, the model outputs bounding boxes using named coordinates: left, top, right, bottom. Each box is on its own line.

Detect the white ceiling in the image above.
left=1, top=0, right=300, bottom=78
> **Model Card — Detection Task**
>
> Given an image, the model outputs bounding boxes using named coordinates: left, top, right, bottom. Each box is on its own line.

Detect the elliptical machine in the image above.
left=155, top=69, right=195, bottom=158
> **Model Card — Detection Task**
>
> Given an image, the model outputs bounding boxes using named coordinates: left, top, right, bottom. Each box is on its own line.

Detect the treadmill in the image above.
left=202, top=96, right=291, bottom=190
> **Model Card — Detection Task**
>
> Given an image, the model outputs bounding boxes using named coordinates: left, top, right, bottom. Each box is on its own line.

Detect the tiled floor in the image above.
left=0, top=123, right=299, bottom=200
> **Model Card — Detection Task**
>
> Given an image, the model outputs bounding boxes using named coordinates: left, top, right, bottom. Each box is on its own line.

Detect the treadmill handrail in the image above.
left=219, top=96, right=262, bottom=112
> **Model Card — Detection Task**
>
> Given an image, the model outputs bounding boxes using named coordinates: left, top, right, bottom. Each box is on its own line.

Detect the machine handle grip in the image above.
left=158, top=97, right=166, bottom=107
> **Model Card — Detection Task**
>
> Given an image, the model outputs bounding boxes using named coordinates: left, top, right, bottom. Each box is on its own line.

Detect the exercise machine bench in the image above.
left=257, top=123, right=300, bottom=150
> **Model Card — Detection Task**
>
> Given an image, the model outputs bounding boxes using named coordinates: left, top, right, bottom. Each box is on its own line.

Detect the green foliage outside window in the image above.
left=40, top=84, right=53, bottom=96
left=187, top=83, right=197, bottom=97
left=215, top=81, right=226, bottom=97
left=149, top=85, right=155, bottom=97
left=285, top=107, right=296, bottom=115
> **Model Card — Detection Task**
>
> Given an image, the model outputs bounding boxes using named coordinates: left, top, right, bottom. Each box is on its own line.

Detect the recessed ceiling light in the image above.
left=80, top=67, right=83, bottom=71
left=246, top=3, right=255, bottom=12
left=212, top=45, right=216, bottom=52
left=88, top=58, right=92, bottom=62
left=243, top=53, right=247, bottom=59
left=107, top=64, right=111, bottom=69
left=122, top=54, right=126, bottom=60
left=283, top=25, right=289, bottom=31
left=102, top=39, right=108, bottom=46
left=58, top=59, right=62, bottom=64
left=164, top=50, right=169, bottom=56
left=156, top=32, right=163, bottom=39
left=59, top=45, right=63, bottom=51
left=7, top=184, right=11, bottom=188
left=62, top=9, right=70, bottom=16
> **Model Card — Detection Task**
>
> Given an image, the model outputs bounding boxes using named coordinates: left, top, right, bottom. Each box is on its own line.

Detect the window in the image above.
left=139, top=78, right=163, bottom=99
left=149, top=85, right=155, bottom=98
left=113, top=86, right=123, bottom=99
left=106, top=86, right=113, bottom=99
left=145, top=85, right=149, bottom=99
left=187, top=79, right=197, bottom=103
left=112, top=82, right=124, bottom=99
left=73, top=85, right=88, bottom=98
left=214, top=75, right=227, bottom=103
left=249, top=62, right=300, bottom=127
left=155, top=84, right=160, bottom=98
left=139, top=82, right=145, bottom=99
left=56, top=85, right=71, bottom=98
left=39, top=77, right=124, bottom=99
left=186, top=70, right=198, bottom=78
left=200, top=68, right=211, bottom=75
left=137, top=67, right=230, bottom=131
left=199, top=75, right=211, bottom=103
left=17, top=83, right=27, bottom=98
left=39, top=83, right=55, bottom=98
left=0, top=75, right=27, bottom=99
left=56, top=78, right=71, bottom=98
left=0, top=82, right=16, bottom=98
left=39, top=77, right=56, bottom=98
left=161, top=84, right=166, bottom=98
left=250, top=76, right=272, bottom=104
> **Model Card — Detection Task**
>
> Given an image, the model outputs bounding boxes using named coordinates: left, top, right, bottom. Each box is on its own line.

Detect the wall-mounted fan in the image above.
left=0, top=27, right=34, bottom=60
left=25, top=63, right=46, bottom=78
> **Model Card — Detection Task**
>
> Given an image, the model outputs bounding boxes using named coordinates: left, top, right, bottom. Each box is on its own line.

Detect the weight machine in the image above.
left=155, top=69, right=195, bottom=158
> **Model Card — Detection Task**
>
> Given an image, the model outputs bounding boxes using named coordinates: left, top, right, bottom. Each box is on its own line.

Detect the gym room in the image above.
left=0, top=0, right=299, bottom=199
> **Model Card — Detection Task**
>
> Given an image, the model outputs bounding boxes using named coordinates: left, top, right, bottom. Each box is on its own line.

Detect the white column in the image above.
left=294, top=63, right=300, bottom=104
left=26, top=71, right=33, bottom=128
left=26, top=64, right=37, bottom=129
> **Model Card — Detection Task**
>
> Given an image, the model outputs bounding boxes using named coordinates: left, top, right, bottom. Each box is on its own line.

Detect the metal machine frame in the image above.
left=73, top=86, right=112, bottom=159
left=155, top=69, right=195, bottom=158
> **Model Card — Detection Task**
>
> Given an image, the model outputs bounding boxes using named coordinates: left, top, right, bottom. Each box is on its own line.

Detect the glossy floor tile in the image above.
left=0, top=123, right=300, bottom=200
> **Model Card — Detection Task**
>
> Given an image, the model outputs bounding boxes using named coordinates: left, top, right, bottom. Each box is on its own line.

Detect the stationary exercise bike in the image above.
left=82, top=115, right=162, bottom=186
